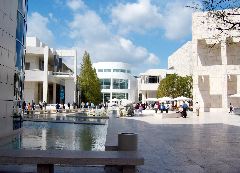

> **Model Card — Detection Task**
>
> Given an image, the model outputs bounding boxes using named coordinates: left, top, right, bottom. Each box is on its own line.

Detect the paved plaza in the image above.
left=106, top=111, right=240, bottom=173
left=1, top=111, right=240, bottom=173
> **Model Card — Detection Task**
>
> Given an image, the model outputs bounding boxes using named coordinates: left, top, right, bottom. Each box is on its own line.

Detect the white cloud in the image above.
left=68, top=10, right=159, bottom=70
left=111, top=0, right=162, bottom=34
left=67, top=0, right=85, bottom=11
left=111, top=0, right=193, bottom=40
left=163, top=1, right=193, bottom=40
left=27, top=12, right=54, bottom=46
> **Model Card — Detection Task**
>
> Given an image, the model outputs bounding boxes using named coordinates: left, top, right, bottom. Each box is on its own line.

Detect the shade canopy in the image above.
left=158, top=97, right=173, bottom=101
left=174, top=96, right=192, bottom=101
left=145, top=98, right=158, bottom=101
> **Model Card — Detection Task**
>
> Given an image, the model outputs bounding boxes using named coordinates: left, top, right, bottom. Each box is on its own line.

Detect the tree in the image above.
left=188, top=0, right=240, bottom=33
left=78, top=51, right=101, bottom=104
left=157, top=74, right=193, bottom=99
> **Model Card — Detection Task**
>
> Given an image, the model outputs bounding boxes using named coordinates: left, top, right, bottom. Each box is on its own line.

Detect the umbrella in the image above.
left=174, top=96, right=192, bottom=101
left=158, top=97, right=173, bottom=102
left=111, top=98, right=120, bottom=102
left=145, top=98, right=158, bottom=101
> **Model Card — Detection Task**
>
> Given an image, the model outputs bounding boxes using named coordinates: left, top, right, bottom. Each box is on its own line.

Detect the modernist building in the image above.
left=168, top=41, right=193, bottom=76
left=192, top=9, right=240, bottom=112
left=93, top=62, right=137, bottom=103
left=25, top=37, right=77, bottom=105
left=138, top=69, right=173, bottom=103
left=0, top=0, right=28, bottom=137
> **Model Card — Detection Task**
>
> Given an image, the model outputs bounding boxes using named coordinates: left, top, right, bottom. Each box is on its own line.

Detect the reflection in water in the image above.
left=0, top=121, right=107, bottom=151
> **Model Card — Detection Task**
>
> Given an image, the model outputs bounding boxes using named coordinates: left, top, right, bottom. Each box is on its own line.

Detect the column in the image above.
left=43, top=47, right=49, bottom=103
left=221, top=40, right=228, bottom=111
left=237, top=75, right=240, bottom=94
left=73, top=50, right=77, bottom=103
left=53, top=83, right=56, bottom=104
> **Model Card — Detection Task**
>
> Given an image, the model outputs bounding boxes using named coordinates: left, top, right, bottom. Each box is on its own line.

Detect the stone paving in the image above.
left=1, top=111, right=240, bottom=172
left=106, top=110, right=240, bottom=173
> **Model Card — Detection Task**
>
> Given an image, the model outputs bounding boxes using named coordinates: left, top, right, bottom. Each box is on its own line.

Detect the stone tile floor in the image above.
left=108, top=111, right=240, bottom=173
left=1, top=111, right=240, bottom=173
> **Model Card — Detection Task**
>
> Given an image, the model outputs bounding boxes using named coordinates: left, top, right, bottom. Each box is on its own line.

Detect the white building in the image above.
left=168, top=41, right=193, bottom=76
left=93, top=62, right=137, bottom=103
left=0, top=0, right=27, bottom=138
left=138, top=69, right=174, bottom=103
left=192, top=9, right=240, bottom=112
left=25, top=37, right=77, bottom=105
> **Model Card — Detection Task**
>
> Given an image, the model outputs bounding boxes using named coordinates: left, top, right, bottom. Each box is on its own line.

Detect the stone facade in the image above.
left=168, top=41, right=193, bottom=76
left=192, top=9, right=240, bottom=112
left=0, top=0, right=28, bottom=138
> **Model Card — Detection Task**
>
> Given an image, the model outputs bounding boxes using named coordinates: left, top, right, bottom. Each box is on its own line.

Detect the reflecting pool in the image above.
left=0, top=121, right=108, bottom=151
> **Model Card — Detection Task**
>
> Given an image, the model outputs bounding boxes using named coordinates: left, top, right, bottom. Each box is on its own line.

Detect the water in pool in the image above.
left=0, top=121, right=108, bottom=151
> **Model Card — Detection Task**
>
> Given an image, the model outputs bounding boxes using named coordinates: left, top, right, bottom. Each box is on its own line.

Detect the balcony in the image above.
left=25, top=70, right=45, bottom=81
left=139, top=83, right=159, bottom=91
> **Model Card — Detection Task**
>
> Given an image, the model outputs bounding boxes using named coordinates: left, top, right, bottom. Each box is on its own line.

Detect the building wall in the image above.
left=93, top=62, right=137, bottom=103
left=138, top=69, right=173, bottom=102
left=0, top=0, right=27, bottom=138
left=192, top=9, right=240, bottom=112
left=24, top=37, right=77, bottom=105
left=168, top=41, right=193, bottom=76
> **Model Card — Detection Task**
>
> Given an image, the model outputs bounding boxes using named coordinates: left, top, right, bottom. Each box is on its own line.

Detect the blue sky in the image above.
left=27, top=0, right=193, bottom=75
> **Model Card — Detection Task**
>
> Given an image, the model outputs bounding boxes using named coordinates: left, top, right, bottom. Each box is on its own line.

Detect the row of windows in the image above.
left=101, top=92, right=129, bottom=103
left=100, top=79, right=129, bottom=89
left=98, top=69, right=131, bottom=74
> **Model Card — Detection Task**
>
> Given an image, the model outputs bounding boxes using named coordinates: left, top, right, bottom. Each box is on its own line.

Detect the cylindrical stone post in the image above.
left=118, top=133, right=138, bottom=151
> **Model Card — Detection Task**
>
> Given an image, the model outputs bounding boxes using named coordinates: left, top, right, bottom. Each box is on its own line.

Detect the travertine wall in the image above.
left=192, top=9, right=240, bottom=112
left=168, top=41, right=193, bottom=76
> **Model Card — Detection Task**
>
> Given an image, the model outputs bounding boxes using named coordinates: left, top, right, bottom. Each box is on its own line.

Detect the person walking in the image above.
left=195, top=102, right=200, bottom=116
left=154, top=103, right=158, bottom=114
left=182, top=101, right=188, bottom=118
left=229, top=103, right=234, bottom=113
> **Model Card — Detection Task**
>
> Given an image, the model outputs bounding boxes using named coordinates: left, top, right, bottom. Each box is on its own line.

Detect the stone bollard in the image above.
left=118, top=133, right=138, bottom=151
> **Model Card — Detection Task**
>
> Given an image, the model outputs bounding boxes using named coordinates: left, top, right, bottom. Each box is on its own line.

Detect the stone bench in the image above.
left=0, top=149, right=143, bottom=173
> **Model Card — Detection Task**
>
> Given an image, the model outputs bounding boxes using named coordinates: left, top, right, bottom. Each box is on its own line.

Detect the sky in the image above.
left=27, top=0, right=194, bottom=75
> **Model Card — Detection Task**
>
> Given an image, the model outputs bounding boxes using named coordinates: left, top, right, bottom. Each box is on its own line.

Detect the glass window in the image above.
left=112, top=93, right=128, bottom=99
left=104, top=69, right=111, bottom=72
left=148, top=76, right=159, bottom=83
left=16, top=41, right=24, bottom=71
left=113, top=69, right=127, bottom=73
left=98, top=69, right=103, bottom=72
left=25, top=62, right=30, bottom=70
left=113, top=79, right=128, bottom=89
left=100, top=79, right=111, bottom=89
left=16, top=12, right=24, bottom=44
left=127, top=70, right=131, bottom=74
left=101, top=93, right=110, bottom=103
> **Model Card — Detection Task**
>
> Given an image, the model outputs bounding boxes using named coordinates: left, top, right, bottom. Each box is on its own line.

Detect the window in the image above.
left=148, top=76, right=159, bottom=83
left=25, top=62, right=30, bottom=70
left=127, top=70, right=131, bottom=74
left=113, top=79, right=128, bottom=89
left=104, top=69, right=111, bottom=72
left=101, top=93, right=110, bottom=103
left=98, top=69, right=103, bottom=72
left=112, top=93, right=128, bottom=99
left=113, top=69, right=127, bottom=73
left=100, top=79, right=111, bottom=89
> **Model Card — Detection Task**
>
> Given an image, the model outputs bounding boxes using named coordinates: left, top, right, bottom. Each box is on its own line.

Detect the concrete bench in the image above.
left=0, top=149, right=143, bottom=173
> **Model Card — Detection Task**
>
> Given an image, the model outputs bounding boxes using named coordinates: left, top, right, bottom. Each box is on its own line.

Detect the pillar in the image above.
left=73, top=50, right=77, bottom=103
left=221, top=40, right=228, bottom=111
left=43, top=47, right=49, bottom=103
left=53, top=83, right=56, bottom=104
